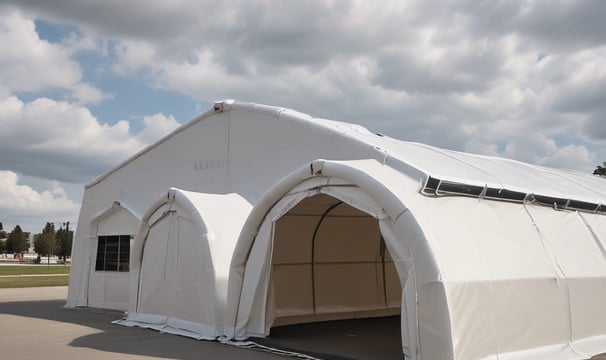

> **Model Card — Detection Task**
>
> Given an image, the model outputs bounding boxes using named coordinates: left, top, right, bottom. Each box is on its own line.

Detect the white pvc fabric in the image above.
left=230, top=185, right=405, bottom=330
left=116, top=188, right=251, bottom=339
left=225, top=163, right=422, bottom=358
left=85, top=203, right=139, bottom=310
left=421, top=197, right=606, bottom=359
left=67, top=100, right=606, bottom=360
left=226, top=159, right=606, bottom=360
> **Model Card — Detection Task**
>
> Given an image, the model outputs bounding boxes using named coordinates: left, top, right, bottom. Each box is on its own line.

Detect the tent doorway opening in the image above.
left=266, top=193, right=402, bottom=356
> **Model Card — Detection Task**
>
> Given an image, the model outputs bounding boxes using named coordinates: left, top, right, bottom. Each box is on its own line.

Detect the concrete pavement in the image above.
left=1, top=287, right=604, bottom=360
left=0, top=287, right=402, bottom=360
left=0, top=287, right=282, bottom=360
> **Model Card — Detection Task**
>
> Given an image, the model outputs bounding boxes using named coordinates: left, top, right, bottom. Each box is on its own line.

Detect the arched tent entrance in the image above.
left=226, top=160, right=440, bottom=359
left=86, top=201, right=139, bottom=310
left=270, top=193, right=402, bottom=327
left=118, top=188, right=251, bottom=339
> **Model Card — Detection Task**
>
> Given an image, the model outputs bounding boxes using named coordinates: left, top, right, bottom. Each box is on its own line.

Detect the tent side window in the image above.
left=95, top=235, right=132, bottom=272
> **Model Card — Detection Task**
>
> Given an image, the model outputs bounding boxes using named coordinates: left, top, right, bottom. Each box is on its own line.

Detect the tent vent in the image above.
left=214, top=101, right=225, bottom=113
left=421, top=176, right=604, bottom=214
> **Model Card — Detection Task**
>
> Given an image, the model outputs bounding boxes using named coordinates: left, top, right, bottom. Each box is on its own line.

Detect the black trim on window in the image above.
left=95, top=235, right=131, bottom=272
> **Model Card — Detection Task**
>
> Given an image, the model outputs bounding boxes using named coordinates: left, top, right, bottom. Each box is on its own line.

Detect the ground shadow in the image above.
left=255, top=316, right=403, bottom=360
left=2, top=299, right=604, bottom=360
left=0, top=298, right=403, bottom=359
left=0, top=299, right=279, bottom=360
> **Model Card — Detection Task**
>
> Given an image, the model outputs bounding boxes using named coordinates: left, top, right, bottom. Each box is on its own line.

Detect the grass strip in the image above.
left=0, top=265, right=71, bottom=276
left=0, top=275, right=69, bottom=288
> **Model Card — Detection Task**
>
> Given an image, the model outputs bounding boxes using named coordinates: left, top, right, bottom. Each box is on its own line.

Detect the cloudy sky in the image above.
left=1, top=0, right=606, bottom=234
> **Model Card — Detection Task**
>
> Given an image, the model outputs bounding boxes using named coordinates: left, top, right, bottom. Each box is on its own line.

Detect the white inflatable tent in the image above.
left=120, top=188, right=251, bottom=338
left=67, top=100, right=606, bottom=360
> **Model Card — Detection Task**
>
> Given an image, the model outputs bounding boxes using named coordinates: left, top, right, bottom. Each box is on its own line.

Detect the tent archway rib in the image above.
left=226, top=159, right=438, bottom=359
left=120, top=188, right=252, bottom=339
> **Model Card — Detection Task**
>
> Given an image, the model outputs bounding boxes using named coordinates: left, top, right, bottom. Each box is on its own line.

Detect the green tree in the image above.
left=6, top=225, right=28, bottom=253
left=594, top=163, right=606, bottom=176
left=55, top=225, right=73, bottom=263
left=34, top=223, right=56, bottom=264
left=0, top=221, right=7, bottom=240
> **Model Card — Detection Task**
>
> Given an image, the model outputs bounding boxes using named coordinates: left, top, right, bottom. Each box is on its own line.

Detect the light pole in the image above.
left=62, top=222, right=70, bottom=264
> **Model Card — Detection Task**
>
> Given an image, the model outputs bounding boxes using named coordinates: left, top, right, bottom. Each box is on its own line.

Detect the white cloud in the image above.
left=0, top=9, right=105, bottom=104
left=1, top=0, right=606, bottom=231
left=71, top=83, right=110, bottom=105
left=0, top=171, right=79, bottom=232
left=113, top=40, right=157, bottom=75
left=0, top=171, right=77, bottom=214
left=539, top=144, right=595, bottom=172
left=60, top=30, right=96, bottom=51
left=136, top=113, right=181, bottom=144
left=0, top=95, right=180, bottom=182
left=0, top=95, right=180, bottom=232
left=4, top=0, right=606, bottom=177
left=0, top=9, right=78, bottom=92
left=102, top=1, right=604, bottom=164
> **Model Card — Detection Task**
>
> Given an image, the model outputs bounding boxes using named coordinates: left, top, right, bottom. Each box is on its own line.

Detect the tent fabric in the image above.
left=77, top=202, right=139, bottom=310
left=226, top=180, right=410, bottom=348
left=226, top=158, right=606, bottom=360
left=225, top=160, right=434, bottom=358
left=115, top=188, right=251, bottom=338
left=67, top=99, right=606, bottom=360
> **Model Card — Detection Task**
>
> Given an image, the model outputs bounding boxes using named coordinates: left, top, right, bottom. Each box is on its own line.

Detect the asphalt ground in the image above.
left=0, top=287, right=403, bottom=360
left=0, top=287, right=283, bottom=360
left=0, top=287, right=603, bottom=360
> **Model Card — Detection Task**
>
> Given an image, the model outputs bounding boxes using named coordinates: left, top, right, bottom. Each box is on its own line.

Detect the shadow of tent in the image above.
left=0, top=299, right=274, bottom=360
left=255, top=316, right=403, bottom=360
left=0, top=298, right=404, bottom=359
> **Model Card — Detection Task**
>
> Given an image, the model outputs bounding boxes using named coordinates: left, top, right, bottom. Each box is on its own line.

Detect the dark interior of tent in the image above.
left=259, top=194, right=404, bottom=359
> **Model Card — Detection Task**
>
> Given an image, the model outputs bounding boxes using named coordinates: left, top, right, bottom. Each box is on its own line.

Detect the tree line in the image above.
left=594, top=164, right=606, bottom=176
left=0, top=221, right=73, bottom=261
